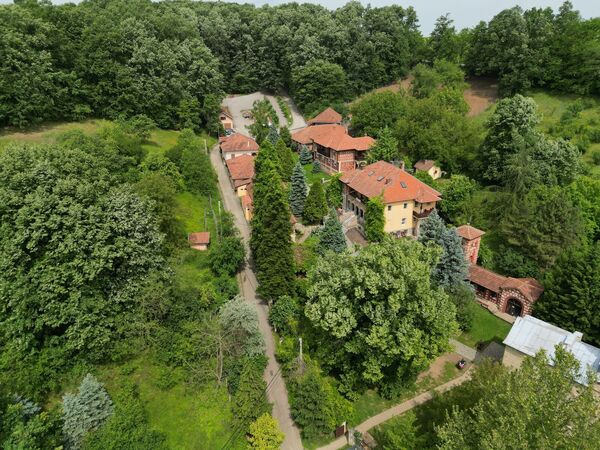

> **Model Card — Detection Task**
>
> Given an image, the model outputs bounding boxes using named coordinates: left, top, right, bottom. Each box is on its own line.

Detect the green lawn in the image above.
left=457, top=304, right=511, bottom=348
left=96, top=358, right=245, bottom=450
left=303, top=163, right=332, bottom=185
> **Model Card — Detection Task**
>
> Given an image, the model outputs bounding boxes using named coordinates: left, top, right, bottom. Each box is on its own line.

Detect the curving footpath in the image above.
left=209, top=144, right=303, bottom=450
left=317, top=369, right=473, bottom=450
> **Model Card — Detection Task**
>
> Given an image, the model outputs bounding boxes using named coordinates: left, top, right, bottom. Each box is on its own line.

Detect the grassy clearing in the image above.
left=457, top=304, right=511, bottom=348
left=303, top=163, right=331, bottom=185
left=97, top=358, right=244, bottom=450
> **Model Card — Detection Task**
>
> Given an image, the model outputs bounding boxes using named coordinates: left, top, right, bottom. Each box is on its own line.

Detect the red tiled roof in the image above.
left=468, top=265, right=544, bottom=302
left=188, top=232, right=210, bottom=245
left=468, top=265, right=507, bottom=293
left=502, top=277, right=544, bottom=302
left=226, top=154, right=255, bottom=181
left=456, top=225, right=485, bottom=241
left=414, top=159, right=436, bottom=171
left=340, top=161, right=441, bottom=204
left=307, top=107, right=343, bottom=125
left=291, top=124, right=375, bottom=152
left=219, top=133, right=259, bottom=153
left=242, top=194, right=253, bottom=208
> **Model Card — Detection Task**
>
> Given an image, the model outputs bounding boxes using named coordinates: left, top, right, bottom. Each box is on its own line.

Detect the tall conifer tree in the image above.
left=290, top=162, right=308, bottom=217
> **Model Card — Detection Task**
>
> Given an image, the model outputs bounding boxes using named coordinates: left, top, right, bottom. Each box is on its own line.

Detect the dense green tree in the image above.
left=303, top=180, right=328, bottom=225
left=480, top=94, right=539, bottom=184
left=499, top=184, right=583, bottom=270
left=535, top=242, right=600, bottom=347
left=429, top=14, right=460, bottom=62
left=325, top=174, right=343, bottom=209
left=0, top=400, right=62, bottom=450
left=311, top=160, right=321, bottom=174
left=209, top=236, right=246, bottom=276
left=0, top=144, right=165, bottom=394
left=437, top=175, right=477, bottom=224
left=250, top=159, right=295, bottom=301
left=233, top=359, right=270, bottom=429
left=266, top=125, right=280, bottom=145
left=63, top=374, right=114, bottom=449
left=219, top=296, right=265, bottom=357
left=291, top=60, right=347, bottom=116
left=140, top=152, right=184, bottom=191
left=568, top=176, right=600, bottom=241
left=364, top=196, right=385, bottom=243
left=268, top=295, right=299, bottom=336
left=248, top=413, right=285, bottom=450
left=289, top=367, right=353, bottom=439
left=412, top=60, right=466, bottom=99
left=274, top=138, right=294, bottom=181
left=315, top=211, right=347, bottom=255
left=279, top=126, right=292, bottom=147
left=85, top=382, right=168, bottom=450
left=290, top=162, right=308, bottom=218
left=437, top=347, right=600, bottom=449
left=366, top=127, right=399, bottom=163
left=447, top=284, right=476, bottom=332
left=248, top=100, right=278, bottom=143
left=178, top=130, right=217, bottom=195
left=350, top=91, right=406, bottom=137
left=305, top=239, right=458, bottom=394
left=419, top=211, right=469, bottom=288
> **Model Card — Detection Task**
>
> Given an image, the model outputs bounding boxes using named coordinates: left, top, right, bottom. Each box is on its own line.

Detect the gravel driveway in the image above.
left=222, top=91, right=307, bottom=137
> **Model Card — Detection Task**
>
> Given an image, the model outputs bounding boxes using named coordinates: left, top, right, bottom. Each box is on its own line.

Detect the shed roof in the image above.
left=456, top=224, right=485, bottom=241
left=468, top=265, right=544, bottom=302
left=504, top=315, right=600, bottom=385
left=340, top=160, right=441, bottom=204
left=188, top=232, right=210, bottom=245
left=307, top=107, right=342, bottom=125
left=414, top=159, right=437, bottom=171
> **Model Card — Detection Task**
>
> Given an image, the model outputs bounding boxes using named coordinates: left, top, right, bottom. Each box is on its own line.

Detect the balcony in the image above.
left=413, top=208, right=434, bottom=219
left=315, top=152, right=339, bottom=172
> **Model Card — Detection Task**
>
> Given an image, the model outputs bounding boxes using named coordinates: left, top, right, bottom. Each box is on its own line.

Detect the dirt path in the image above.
left=209, top=144, right=303, bottom=450
left=317, top=369, right=472, bottom=450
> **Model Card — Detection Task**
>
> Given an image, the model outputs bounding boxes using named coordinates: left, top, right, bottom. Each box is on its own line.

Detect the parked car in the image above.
left=242, top=111, right=252, bottom=119
left=224, top=128, right=234, bottom=136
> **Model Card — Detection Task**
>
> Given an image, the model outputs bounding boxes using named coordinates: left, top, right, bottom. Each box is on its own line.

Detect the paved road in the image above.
left=449, top=338, right=478, bottom=361
left=317, top=370, right=473, bottom=450
left=209, top=144, right=303, bottom=450
left=222, top=92, right=307, bottom=137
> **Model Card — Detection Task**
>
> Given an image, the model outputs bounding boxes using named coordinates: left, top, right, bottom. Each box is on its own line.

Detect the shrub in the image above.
left=269, top=296, right=299, bottom=335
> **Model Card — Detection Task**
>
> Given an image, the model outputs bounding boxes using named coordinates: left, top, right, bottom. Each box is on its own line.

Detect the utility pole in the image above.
left=299, top=337, right=303, bottom=362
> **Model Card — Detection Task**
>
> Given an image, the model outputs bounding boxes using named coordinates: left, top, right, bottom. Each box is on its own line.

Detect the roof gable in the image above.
left=226, top=154, right=255, bottom=181
left=219, top=133, right=259, bottom=152
left=307, top=107, right=342, bottom=125
left=340, top=161, right=441, bottom=204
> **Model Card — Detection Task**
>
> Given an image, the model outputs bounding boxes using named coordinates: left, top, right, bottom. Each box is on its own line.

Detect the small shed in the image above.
left=188, top=232, right=210, bottom=251
left=414, top=159, right=442, bottom=180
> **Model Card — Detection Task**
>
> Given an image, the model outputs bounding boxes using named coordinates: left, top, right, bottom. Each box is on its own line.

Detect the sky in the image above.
left=2, top=0, right=599, bottom=34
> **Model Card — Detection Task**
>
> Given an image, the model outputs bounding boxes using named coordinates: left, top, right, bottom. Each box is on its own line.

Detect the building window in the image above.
left=401, top=218, right=406, bottom=225
left=403, top=203, right=407, bottom=209
left=387, top=205, right=392, bottom=211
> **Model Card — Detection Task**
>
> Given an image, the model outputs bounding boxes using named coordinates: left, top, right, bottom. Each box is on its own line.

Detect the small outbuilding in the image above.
left=188, top=232, right=210, bottom=251
left=414, top=159, right=442, bottom=180
left=503, top=315, right=600, bottom=389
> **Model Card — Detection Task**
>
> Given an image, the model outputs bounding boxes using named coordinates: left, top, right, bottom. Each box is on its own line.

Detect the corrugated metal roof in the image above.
left=504, top=315, right=600, bottom=385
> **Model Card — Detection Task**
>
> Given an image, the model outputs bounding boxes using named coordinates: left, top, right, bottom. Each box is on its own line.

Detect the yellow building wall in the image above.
left=427, top=166, right=442, bottom=180
left=384, top=201, right=414, bottom=233
left=236, top=184, right=249, bottom=197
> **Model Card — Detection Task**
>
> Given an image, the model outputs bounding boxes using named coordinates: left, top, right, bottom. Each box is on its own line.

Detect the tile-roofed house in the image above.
left=188, top=232, right=210, bottom=251
left=339, top=160, right=441, bottom=238
left=414, top=159, right=442, bottom=180
left=503, top=315, right=600, bottom=388
left=457, top=225, right=485, bottom=264
left=307, top=107, right=343, bottom=126
left=291, top=124, right=375, bottom=173
left=219, top=133, right=259, bottom=160
left=468, top=265, right=544, bottom=317
left=456, top=224, right=485, bottom=241
left=225, top=154, right=254, bottom=197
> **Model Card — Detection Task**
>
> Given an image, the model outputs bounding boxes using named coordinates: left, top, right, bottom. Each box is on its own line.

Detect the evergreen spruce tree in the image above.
left=275, top=139, right=294, bottom=181
left=300, top=146, right=313, bottom=165
left=233, top=360, right=270, bottom=429
left=279, top=126, right=292, bottom=147
left=290, top=162, right=308, bottom=217
left=303, top=180, right=328, bottom=224
left=418, top=210, right=469, bottom=288
left=250, top=158, right=295, bottom=301
left=316, top=210, right=346, bottom=255
left=312, top=160, right=321, bottom=174
left=62, top=374, right=114, bottom=449
left=266, top=125, right=279, bottom=145
left=535, top=242, right=600, bottom=347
